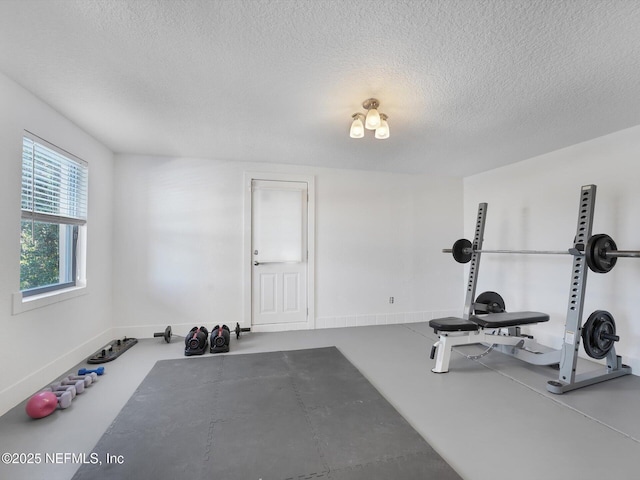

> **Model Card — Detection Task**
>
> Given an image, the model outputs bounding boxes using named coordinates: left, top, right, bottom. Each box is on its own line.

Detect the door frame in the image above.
left=243, top=171, right=315, bottom=331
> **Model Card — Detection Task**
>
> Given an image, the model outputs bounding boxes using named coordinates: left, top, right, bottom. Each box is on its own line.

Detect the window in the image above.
left=20, top=132, right=88, bottom=297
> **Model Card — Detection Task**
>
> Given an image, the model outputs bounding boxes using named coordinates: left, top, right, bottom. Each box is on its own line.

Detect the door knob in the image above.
left=253, top=261, right=260, bottom=266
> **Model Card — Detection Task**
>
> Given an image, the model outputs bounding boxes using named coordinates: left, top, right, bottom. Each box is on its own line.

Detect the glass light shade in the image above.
left=375, top=118, right=389, bottom=139
left=365, top=108, right=381, bottom=130
left=349, top=117, right=364, bottom=138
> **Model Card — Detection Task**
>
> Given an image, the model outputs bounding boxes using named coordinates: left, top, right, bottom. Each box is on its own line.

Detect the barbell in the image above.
left=443, top=234, right=640, bottom=273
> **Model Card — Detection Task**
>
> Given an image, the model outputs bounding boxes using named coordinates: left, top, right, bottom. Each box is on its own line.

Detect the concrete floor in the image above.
left=0, top=322, right=638, bottom=480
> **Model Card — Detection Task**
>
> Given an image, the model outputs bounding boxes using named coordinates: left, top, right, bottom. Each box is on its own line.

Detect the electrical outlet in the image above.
left=389, top=296, right=394, bottom=304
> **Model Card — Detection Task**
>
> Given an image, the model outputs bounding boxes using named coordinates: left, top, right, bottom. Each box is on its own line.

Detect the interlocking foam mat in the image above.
left=73, top=347, right=461, bottom=480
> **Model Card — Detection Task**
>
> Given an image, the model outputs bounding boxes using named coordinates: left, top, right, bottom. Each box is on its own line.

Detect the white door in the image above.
left=252, top=180, right=308, bottom=326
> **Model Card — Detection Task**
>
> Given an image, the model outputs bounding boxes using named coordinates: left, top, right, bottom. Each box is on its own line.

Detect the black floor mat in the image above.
left=73, top=347, right=461, bottom=480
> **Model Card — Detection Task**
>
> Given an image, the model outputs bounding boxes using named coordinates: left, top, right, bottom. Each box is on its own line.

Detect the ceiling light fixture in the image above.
left=349, top=98, right=389, bottom=139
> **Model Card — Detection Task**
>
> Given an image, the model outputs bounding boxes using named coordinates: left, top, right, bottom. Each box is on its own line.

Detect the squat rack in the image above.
left=455, top=184, right=631, bottom=394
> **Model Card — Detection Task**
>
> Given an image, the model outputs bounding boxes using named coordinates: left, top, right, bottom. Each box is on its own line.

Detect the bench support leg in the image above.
left=432, top=338, right=452, bottom=373
left=431, top=329, right=562, bottom=372
left=431, top=332, right=483, bottom=373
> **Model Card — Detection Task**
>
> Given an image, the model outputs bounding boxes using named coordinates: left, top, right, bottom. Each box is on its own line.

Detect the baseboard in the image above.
left=0, top=329, right=114, bottom=417
left=315, top=310, right=460, bottom=329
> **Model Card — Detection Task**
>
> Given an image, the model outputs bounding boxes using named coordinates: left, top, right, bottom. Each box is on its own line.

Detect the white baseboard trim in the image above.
left=251, top=322, right=311, bottom=333
left=0, top=329, right=113, bottom=417
left=316, top=310, right=460, bottom=329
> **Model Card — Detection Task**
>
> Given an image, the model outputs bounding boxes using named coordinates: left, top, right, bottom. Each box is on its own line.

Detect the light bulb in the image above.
left=375, top=115, right=389, bottom=139
left=365, top=108, right=381, bottom=130
left=349, top=116, right=364, bottom=138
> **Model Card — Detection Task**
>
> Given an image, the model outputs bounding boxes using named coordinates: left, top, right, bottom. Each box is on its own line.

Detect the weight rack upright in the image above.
left=547, top=184, right=631, bottom=393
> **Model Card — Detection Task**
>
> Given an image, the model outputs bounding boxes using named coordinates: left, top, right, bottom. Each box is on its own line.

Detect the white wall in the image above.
left=314, top=168, right=463, bottom=327
left=464, top=125, right=640, bottom=371
left=112, top=155, right=464, bottom=337
left=0, top=73, right=115, bottom=415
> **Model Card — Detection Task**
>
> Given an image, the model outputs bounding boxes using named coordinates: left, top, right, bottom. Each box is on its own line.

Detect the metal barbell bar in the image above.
left=442, top=247, right=571, bottom=255
left=599, top=251, right=640, bottom=258
left=442, top=238, right=577, bottom=263
left=444, top=235, right=640, bottom=273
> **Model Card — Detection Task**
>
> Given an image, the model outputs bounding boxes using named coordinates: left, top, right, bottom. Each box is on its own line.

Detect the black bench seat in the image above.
left=471, top=311, right=549, bottom=328
left=429, top=317, right=479, bottom=332
left=429, top=311, right=549, bottom=333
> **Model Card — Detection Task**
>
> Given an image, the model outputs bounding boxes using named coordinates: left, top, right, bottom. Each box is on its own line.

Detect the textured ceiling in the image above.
left=1, top=0, right=639, bottom=176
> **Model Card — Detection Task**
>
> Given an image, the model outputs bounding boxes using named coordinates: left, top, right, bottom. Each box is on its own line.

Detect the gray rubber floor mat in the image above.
left=73, top=347, right=461, bottom=479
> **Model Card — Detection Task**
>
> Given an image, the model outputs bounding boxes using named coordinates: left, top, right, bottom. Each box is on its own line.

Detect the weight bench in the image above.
left=431, top=187, right=632, bottom=393
left=429, top=311, right=560, bottom=373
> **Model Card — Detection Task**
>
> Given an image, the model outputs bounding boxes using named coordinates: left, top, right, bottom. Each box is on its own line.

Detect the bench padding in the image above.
left=470, top=311, right=549, bottom=328
left=429, top=311, right=549, bottom=333
left=429, top=317, right=479, bottom=332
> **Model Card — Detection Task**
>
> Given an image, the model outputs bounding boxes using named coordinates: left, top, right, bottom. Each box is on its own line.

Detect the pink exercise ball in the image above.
left=25, top=391, right=57, bottom=419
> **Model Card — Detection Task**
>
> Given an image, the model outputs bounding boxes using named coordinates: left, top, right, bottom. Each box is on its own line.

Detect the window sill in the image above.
left=12, top=282, right=88, bottom=315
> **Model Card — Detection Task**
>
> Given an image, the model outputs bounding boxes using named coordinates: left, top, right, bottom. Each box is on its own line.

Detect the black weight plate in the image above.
left=586, top=234, right=617, bottom=274
left=474, top=291, right=506, bottom=314
left=164, top=326, right=172, bottom=343
left=582, top=310, right=616, bottom=359
left=235, top=322, right=241, bottom=339
left=452, top=238, right=472, bottom=264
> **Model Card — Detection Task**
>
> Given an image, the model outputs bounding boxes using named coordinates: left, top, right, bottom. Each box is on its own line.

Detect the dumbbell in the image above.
left=69, top=375, right=92, bottom=386
left=50, top=383, right=77, bottom=399
left=53, top=391, right=73, bottom=409
left=59, top=378, right=85, bottom=394
left=42, top=388, right=73, bottom=409
left=210, top=325, right=231, bottom=353
left=154, top=326, right=172, bottom=343
left=67, top=374, right=93, bottom=387
left=70, top=373, right=97, bottom=384
left=78, top=366, right=105, bottom=376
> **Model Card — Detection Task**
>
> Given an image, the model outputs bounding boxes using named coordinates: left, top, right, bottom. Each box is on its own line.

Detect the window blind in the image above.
left=21, top=132, right=88, bottom=225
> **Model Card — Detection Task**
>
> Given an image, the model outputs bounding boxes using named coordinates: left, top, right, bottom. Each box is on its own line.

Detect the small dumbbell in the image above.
left=43, top=388, right=73, bottom=409
left=78, top=366, right=104, bottom=376
left=60, top=378, right=85, bottom=394
left=55, top=391, right=72, bottom=409
left=154, top=326, right=172, bottom=343
left=50, top=383, right=76, bottom=399
left=67, top=374, right=93, bottom=386
left=75, top=371, right=98, bottom=383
